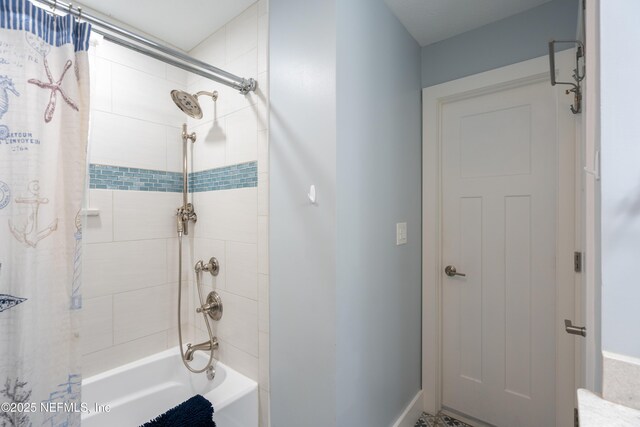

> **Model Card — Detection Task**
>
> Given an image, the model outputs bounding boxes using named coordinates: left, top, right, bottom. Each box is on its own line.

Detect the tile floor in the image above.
left=415, top=411, right=473, bottom=427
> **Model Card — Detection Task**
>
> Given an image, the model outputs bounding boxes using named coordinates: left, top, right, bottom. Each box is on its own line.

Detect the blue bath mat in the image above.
left=140, top=394, right=216, bottom=427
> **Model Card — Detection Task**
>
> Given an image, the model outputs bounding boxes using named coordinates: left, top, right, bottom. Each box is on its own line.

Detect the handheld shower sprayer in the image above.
left=171, top=87, right=223, bottom=379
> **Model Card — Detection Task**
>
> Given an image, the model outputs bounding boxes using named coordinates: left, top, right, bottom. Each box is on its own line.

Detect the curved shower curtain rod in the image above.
left=35, top=0, right=257, bottom=94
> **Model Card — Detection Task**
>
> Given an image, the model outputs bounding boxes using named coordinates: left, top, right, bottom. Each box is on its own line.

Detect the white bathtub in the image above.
left=81, top=347, right=258, bottom=427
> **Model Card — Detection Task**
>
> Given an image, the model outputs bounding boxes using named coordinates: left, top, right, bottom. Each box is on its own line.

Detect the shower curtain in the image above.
left=0, top=1, right=91, bottom=426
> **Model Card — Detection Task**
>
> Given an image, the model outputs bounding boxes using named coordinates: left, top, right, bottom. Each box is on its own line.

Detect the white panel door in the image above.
left=441, top=80, right=560, bottom=426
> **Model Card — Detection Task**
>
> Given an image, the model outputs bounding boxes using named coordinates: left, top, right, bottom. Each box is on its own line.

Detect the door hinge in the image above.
left=575, top=407, right=580, bottom=427
left=574, top=252, right=582, bottom=273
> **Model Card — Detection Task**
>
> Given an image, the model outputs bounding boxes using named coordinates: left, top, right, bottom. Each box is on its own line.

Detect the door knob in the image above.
left=564, top=319, right=586, bottom=337
left=445, top=265, right=466, bottom=277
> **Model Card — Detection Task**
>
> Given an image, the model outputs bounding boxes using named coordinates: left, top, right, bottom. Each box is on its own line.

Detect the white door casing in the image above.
left=422, top=52, right=580, bottom=427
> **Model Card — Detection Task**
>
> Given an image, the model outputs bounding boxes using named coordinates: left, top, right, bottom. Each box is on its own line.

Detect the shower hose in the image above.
left=177, top=231, right=216, bottom=374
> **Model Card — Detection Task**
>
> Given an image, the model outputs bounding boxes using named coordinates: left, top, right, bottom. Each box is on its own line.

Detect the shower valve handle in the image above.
left=195, top=257, right=219, bottom=276
left=196, top=291, right=223, bottom=321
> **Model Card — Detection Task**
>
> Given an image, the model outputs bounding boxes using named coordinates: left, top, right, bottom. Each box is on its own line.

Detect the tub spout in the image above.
left=185, top=337, right=219, bottom=362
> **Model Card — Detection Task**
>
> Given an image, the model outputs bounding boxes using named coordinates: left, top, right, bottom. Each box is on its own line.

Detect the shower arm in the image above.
left=195, top=91, right=219, bottom=102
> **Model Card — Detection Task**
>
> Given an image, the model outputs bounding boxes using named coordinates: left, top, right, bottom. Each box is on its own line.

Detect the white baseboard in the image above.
left=392, top=390, right=423, bottom=427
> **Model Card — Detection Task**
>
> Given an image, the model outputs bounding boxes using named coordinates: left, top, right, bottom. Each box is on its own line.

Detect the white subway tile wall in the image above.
left=83, top=2, right=269, bottom=425
left=188, top=3, right=270, bottom=425
left=83, top=27, right=192, bottom=376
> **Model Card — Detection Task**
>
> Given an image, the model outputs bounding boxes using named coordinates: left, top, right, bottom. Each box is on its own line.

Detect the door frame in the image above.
left=421, top=51, right=583, bottom=425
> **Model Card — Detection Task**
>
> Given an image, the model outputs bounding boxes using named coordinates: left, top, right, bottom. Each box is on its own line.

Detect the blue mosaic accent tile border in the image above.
left=189, top=162, right=258, bottom=193
left=89, top=164, right=183, bottom=192
left=89, top=162, right=258, bottom=193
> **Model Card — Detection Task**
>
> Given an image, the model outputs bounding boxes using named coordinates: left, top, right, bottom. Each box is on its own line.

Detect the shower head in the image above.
left=170, top=89, right=219, bottom=120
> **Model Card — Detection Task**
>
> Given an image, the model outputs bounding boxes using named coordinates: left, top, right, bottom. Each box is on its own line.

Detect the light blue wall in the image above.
left=421, top=0, right=579, bottom=88
left=336, top=0, right=422, bottom=425
left=600, top=0, right=640, bottom=359
left=270, top=0, right=422, bottom=425
left=269, top=0, right=338, bottom=425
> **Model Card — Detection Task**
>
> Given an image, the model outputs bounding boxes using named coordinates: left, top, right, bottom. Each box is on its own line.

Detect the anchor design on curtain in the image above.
left=0, top=3, right=92, bottom=425
left=8, top=180, right=58, bottom=248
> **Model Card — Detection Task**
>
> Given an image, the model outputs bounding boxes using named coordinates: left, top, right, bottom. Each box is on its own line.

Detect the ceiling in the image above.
left=72, top=0, right=552, bottom=52
left=384, top=0, right=553, bottom=47
left=75, top=0, right=256, bottom=51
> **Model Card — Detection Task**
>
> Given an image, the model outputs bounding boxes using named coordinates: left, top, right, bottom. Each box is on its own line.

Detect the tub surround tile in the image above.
left=257, top=129, right=269, bottom=172
left=167, top=281, right=193, bottom=329
left=225, top=107, right=259, bottom=165
left=258, top=173, right=268, bottom=216
left=259, top=388, right=270, bottom=427
left=226, top=241, right=258, bottom=300
left=113, top=191, right=179, bottom=241
left=257, top=14, right=268, bottom=75
left=89, top=111, right=168, bottom=171
left=89, top=164, right=183, bottom=193
left=84, top=240, right=168, bottom=298
left=191, top=118, right=227, bottom=172
left=258, top=274, right=269, bottom=334
left=218, top=338, right=259, bottom=382
left=86, top=190, right=113, bottom=244
left=257, top=216, right=269, bottom=275
left=259, top=332, right=269, bottom=391
left=84, top=9, right=269, bottom=425
left=216, top=290, right=259, bottom=357
left=255, top=97, right=268, bottom=133
left=168, top=324, right=193, bottom=349
left=111, top=63, right=185, bottom=125
left=89, top=56, right=112, bottom=113
left=89, top=162, right=257, bottom=193
left=185, top=7, right=268, bottom=424
left=113, top=285, right=171, bottom=344
left=189, top=162, right=258, bottom=193
left=195, top=188, right=258, bottom=243
left=192, top=324, right=210, bottom=344
left=258, top=0, right=268, bottom=16
left=221, top=52, right=259, bottom=117
left=166, top=125, right=186, bottom=173
left=256, top=71, right=269, bottom=104
left=167, top=238, right=193, bottom=282
left=190, top=27, right=226, bottom=71
left=81, top=296, right=114, bottom=355
left=95, top=39, right=167, bottom=79
left=226, top=3, right=258, bottom=64
left=165, top=64, right=189, bottom=86
left=82, top=332, right=168, bottom=378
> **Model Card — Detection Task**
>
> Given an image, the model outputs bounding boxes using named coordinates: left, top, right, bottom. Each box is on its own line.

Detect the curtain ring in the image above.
left=68, top=3, right=73, bottom=15
left=77, top=7, right=82, bottom=23
left=51, top=0, right=57, bottom=12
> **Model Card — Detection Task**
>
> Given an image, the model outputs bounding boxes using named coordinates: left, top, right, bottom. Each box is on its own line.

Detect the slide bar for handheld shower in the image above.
left=35, top=0, right=257, bottom=94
